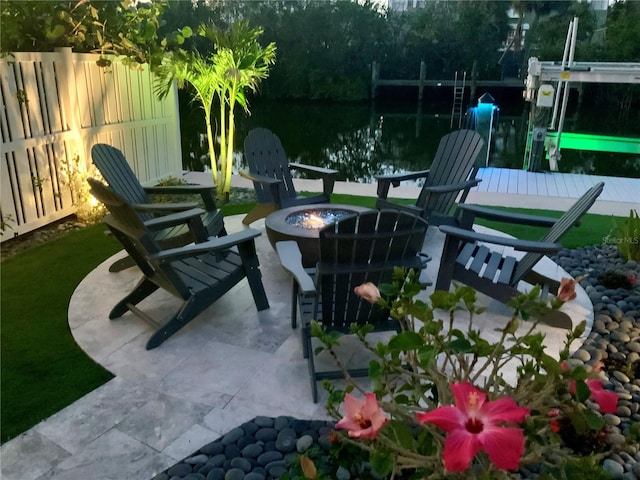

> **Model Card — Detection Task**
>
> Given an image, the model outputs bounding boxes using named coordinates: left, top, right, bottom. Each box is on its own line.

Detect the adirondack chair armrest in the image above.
left=375, top=169, right=431, bottom=198
left=239, top=170, right=283, bottom=186
left=439, top=225, right=563, bottom=254
left=421, top=178, right=481, bottom=195
left=289, top=162, right=338, bottom=177
left=456, top=204, right=562, bottom=229
left=143, top=207, right=205, bottom=227
left=151, top=229, right=262, bottom=262
left=289, top=163, right=337, bottom=196
left=144, top=185, right=218, bottom=211
left=131, top=202, right=200, bottom=213
left=275, top=241, right=316, bottom=294
left=239, top=170, right=284, bottom=205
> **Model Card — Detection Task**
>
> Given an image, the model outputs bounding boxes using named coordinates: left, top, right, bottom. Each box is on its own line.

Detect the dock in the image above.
left=207, top=168, right=639, bottom=218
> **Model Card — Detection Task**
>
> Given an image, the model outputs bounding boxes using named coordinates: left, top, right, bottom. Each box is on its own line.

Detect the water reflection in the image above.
left=179, top=96, right=640, bottom=181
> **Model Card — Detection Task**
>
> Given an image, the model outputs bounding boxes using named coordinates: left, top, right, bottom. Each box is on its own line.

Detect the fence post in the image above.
left=55, top=47, right=86, bottom=170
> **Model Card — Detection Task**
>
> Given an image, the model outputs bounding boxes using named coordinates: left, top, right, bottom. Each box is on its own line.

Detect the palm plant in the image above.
left=154, top=21, right=276, bottom=200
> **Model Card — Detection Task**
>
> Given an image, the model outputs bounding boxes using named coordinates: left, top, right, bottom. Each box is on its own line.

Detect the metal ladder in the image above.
left=450, top=71, right=466, bottom=128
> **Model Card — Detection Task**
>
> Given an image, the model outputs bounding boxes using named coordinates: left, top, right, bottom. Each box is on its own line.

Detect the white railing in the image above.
left=1, top=48, right=182, bottom=241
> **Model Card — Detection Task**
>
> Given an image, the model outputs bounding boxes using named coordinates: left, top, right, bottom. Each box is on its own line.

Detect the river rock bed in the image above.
left=150, top=416, right=336, bottom=480
left=553, top=244, right=640, bottom=479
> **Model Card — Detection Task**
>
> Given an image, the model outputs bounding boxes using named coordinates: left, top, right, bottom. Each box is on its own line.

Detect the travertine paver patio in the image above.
left=6, top=170, right=637, bottom=479
left=1, top=203, right=595, bottom=480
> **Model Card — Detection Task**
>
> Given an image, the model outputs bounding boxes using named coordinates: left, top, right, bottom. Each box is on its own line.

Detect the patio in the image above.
left=4, top=168, right=639, bottom=479
left=1, top=201, right=595, bottom=479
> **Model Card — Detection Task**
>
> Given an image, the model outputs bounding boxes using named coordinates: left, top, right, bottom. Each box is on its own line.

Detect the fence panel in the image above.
left=1, top=49, right=182, bottom=241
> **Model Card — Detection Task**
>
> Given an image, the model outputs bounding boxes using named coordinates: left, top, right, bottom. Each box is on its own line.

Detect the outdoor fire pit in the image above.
left=265, top=204, right=371, bottom=266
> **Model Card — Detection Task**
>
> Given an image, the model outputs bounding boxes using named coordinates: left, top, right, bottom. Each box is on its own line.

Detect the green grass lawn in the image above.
left=1, top=224, right=121, bottom=443
left=0, top=196, right=623, bottom=444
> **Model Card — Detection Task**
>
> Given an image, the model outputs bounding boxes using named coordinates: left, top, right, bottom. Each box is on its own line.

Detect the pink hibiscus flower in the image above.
left=564, top=362, right=618, bottom=414
left=569, top=378, right=618, bottom=414
left=336, top=392, right=388, bottom=439
left=557, top=277, right=578, bottom=302
left=416, top=382, right=530, bottom=472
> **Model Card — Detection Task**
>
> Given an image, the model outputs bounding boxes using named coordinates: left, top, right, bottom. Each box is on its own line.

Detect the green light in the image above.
left=545, top=132, right=640, bottom=155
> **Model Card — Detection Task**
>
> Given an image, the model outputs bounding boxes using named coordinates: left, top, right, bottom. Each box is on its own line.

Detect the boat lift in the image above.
left=523, top=17, right=640, bottom=171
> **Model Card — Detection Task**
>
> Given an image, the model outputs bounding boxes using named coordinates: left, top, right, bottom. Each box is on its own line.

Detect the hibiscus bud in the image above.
left=354, top=282, right=380, bottom=304
left=300, top=454, right=318, bottom=479
left=557, top=277, right=577, bottom=302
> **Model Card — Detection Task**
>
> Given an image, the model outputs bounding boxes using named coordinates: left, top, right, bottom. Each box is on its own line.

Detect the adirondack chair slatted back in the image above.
left=87, top=178, right=190, bottom=298
left=91, top=144, right=153, bottom=221
left=511, top=182, right=605, bottom=283
left=415, top=129, right=484, bottom=215
left=315, top=210, right=428, bottom=331
left=244, top=128, right=297, bottom=205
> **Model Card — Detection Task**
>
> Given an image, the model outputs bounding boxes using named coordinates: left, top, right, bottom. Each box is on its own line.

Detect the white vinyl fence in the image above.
left=1, top=48, right=182, bottom=241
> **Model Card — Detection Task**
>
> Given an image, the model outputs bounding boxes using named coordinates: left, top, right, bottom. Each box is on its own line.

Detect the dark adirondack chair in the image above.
left=276, top=210, right=429, bottom=402
left=240, top=128, right=338, bottom=225
left=435, top=182, right=605, bottom=325
left=88, top=178, right=269, bottom=350
left=92, top=143, right=226, bottom=272
left=375, top=129, right=484, bottom=226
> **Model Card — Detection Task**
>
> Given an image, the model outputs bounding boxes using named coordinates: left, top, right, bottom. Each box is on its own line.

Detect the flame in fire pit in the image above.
left=305, top=213, right=326, bottom=228
left=285, top=208, right=354, bottom=230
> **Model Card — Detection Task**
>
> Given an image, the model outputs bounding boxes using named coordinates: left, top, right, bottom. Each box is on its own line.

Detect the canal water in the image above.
left=179, top=97, right=640, bottom=182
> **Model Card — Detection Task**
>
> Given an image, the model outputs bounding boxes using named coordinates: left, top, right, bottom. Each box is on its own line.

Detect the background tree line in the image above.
left=2, top=0, right=639, bottom=105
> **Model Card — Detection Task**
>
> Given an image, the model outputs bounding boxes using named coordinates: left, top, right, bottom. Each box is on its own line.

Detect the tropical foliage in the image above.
left=154, top=22, right=276, bottom=199
left=2, top=0, right=638, bottom=104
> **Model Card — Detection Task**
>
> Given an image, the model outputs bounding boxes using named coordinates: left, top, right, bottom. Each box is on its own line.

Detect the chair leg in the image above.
left=291, top=282, right=299, bottom=329
left=242, top=203, right=278, bottom=225
left=237, top=242, right=269, bottom=311
left=145, top=296, right=201, bottom=350
left=302, top=323, right=311, bottom=359
left=109, top=278, right=159, bottom=319
left=305, top=328, right=319, bottom=403
left=435, top=236, right=459, bottom=292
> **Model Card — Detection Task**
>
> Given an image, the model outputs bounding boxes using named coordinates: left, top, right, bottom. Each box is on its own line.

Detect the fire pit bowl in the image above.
left=265, top=204, right=371, bottom=267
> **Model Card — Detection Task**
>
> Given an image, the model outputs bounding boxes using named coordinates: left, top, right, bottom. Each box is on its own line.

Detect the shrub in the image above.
left=309, top=270, right=623, bottom=479
left=606, top=209, right=640, bottom=261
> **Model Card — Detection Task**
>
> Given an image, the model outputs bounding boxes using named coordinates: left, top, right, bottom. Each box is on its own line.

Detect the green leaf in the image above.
left=448, top=338, right=473, bottom=353
left=418, top=344, right=436, bottom=368
left=370, top=450, right=393, bottom=477
left=422, top=319, right=442, bottom=336
left=583, top=409, right=605, bottom=431
left=387, top=331, right=424, bottom=352
left=378, top=283, right=397, bottom=297
left=369, top=360, right=382, bottom=387
left=45, top=23, right=66, bottom=40
left=416, top=429, right=436, bottom=456
left=430, top=290, right=457, bottom=310
left=408, top=299, right=433, bottom=322
left=181, top=26, right=193, bottom=38
left=387, top=420, right=415, bottom=449
left=450, top=329, right=465, bottom=339
left=575, top=380, right=591, bottom=403
left=571, top=366, right=589, bottom=381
